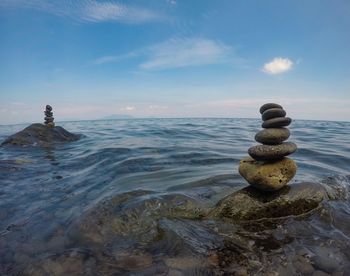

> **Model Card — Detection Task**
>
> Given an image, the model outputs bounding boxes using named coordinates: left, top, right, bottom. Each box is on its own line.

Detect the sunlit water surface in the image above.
left=1, top=118, right=350, bottom=275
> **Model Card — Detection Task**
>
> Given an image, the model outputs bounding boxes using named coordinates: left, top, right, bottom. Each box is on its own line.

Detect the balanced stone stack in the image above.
left=239, top=103, right=297, bottom=191
left=44, top=105, right=55, bottom=128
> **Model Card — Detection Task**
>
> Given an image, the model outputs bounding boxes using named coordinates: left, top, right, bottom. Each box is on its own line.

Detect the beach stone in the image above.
left=238, top=157, right=297, bottom=191
left=44, top=117, right=54, bottom=122
left=1, top=123, right=81, bottom=147
left=262, top=108, right=286, bottom=121
left=255, top=128, right=290, bottom=145
left=47, top=122, right=55, bottom=128
left=262, top=117, right=292, bottom=128
left=248, top=142, right=297, bottom=161
left=210, top=182, right=328, bottom=220
left=259, top=103, right=283, bottom=114
left=46, top=105, right=52, bottom=111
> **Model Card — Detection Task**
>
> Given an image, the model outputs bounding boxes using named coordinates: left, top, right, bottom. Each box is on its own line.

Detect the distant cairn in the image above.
left=239, top=103, right=297, bottom=191
left=44, top=105, right=55, bottom=128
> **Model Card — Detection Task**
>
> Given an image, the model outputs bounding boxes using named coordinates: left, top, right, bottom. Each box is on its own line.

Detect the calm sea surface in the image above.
left=1, top=118, right=350, bottom=275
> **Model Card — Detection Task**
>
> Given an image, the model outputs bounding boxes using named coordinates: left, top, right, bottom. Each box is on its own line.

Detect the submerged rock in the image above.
left=1, top=123, right=81, bottom=147
left=239, top=157, right=297, bottom=191
left=210, top=182, right=329, bottom=221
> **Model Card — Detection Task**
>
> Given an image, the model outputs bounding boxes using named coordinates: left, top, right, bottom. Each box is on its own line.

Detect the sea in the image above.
left=0, top=118, right=350, bottom=275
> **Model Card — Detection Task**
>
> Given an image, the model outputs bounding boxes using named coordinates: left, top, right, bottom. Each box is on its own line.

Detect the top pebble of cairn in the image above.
left=44, top=105, right=55, bottom=128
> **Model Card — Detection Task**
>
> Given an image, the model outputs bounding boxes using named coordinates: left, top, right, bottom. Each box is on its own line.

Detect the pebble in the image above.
left=259, top=103, right=282, bottom=114
left=238, top=157, right=297, bottom=191
left=248, top=142, right=297, bottom=161
left=262, top=108, right=286, bottom=121
left=262, top=117, right=292, bottom=128
left=255, top=128, right=290, bottom=145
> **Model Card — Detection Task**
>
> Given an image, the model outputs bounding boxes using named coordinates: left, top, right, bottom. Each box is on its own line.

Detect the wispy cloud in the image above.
left=92, top=52, right=137, bottom=65
left=0, top=0, right=163, bottom=24
left=262, top=57, right=293, bottom=74
left=93, top=37, right=233, bottom=69
left=140, top=37, right=231, bottom=70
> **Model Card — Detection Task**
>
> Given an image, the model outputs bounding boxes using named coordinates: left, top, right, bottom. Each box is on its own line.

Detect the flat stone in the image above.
left=210, top=181, right=328, bottom=220
left=238, top=156, right=297, bottom=191
left=45, top=117, right=54, bottom=122
left=1, top=123, right=81, bottom=147
left=262, top=108, right=286, bottom=121
left=248, top=142, right=297, bottom=160
left=262, top=117, right=292, bottom=128
left=255, top=128, right=290, bottom=145
left=259, top=103, right=283, bottom=114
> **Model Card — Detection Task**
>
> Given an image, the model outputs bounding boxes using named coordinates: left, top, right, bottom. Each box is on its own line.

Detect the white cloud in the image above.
left=0, top=0, right=163, bottom=24
left=140, top=37, right=231, bottom=70
left=262, top=57, right=293, bottom=74
left=92, top=52, right=137, bottom=65
left=92, top=37, right=233, bottom=69
left=121, top=106, right=135, bottom=111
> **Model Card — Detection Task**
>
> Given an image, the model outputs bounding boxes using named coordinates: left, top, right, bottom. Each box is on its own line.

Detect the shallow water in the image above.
left=0, top=118, right=350, bottom=275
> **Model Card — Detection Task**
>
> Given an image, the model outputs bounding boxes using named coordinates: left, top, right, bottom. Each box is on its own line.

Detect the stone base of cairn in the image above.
left=239, top=103, right=297, bottom=191
left=44, top=105, right=55, bottom=128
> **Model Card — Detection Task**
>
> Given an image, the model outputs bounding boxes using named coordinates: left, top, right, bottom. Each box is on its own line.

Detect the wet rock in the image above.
left=255, top=128, right=290, bottom=145
left=313, top=271, right=330, bottom=276
left=114, top=251, right=153, bottom=270
left=260, top=103, right=283, bottom=114
left=238, top=157, right=297, bottom=191
left=262, top=117, right=292, bottom=128
left=311, top=246, right=347, bottom=274
left=210, top=182, right=328, bottom=221
left=262, top=108, right=286, bottom=121
left=1, top=123, right=81, bottom=147
left=248, top=142, right=297, bottom=161
left=72, top=190, right=206, bottom=245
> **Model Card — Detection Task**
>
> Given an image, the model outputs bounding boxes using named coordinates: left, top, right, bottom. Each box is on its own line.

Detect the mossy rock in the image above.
left=209, top=182, right=329, bottom=221
left=1, top=123, right=81, bottom=147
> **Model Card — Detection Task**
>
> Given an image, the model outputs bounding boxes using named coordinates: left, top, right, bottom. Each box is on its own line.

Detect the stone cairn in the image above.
left=44, top=105, right=55, bottom=128
left=239, top=103, right=297, bottom=191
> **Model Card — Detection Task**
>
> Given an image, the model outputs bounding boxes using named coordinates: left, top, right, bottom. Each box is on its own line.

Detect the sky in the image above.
left=0, top=0, right=349, bottom=124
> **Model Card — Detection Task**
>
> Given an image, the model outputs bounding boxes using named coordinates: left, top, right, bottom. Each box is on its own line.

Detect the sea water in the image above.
left=1, top=118, right=350, bottom=274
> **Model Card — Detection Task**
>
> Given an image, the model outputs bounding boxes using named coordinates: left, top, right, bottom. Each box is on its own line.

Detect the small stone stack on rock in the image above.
left=44, top=105, right=55, bottom=128
left=239, top=103, right=297, bottom=191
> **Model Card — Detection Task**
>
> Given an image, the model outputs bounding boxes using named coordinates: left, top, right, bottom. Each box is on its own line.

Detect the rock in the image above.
left=238, top=157, right=297, bottom=191
left=1, top=123, right=81, bottom=147
left=255, top=128, right=290, bottom=145
left=248, top=142, right=297, bottom=161
left=259, top=103, right=283, bottom=114
left=47, top=122, right=55, bottom=128
left=209, top=182, right=328, bottom=220
left=262, top=108, right=286, bottom=121
left=262, top=117, right=292, bottom=128
left=46, top=105, right=52, bottom=111
left=44, top=117, right=54, bottom=122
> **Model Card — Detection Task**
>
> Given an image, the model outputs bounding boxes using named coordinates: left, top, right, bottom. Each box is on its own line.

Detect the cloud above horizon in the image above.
left=262, top=57, right=293, bottom=74
left=0, top=0, right=163, bottom=24
left=140, top=37, right=231, bottom=70
left=93, top=37, right=232, bottom=70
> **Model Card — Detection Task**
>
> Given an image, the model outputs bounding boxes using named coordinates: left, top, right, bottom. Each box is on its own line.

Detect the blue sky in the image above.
left=0, top=0, right=349, bottom=124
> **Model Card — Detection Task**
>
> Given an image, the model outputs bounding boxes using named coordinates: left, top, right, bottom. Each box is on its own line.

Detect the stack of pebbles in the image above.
left=239, top=103, right=297, bottom=191
left=44, top=105, right=55, bottom=128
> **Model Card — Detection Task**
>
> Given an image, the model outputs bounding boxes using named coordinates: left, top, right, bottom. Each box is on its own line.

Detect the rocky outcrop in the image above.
left=209, top=182, right=330, bottom=221
left=1, top=123, right=81, bottom=147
